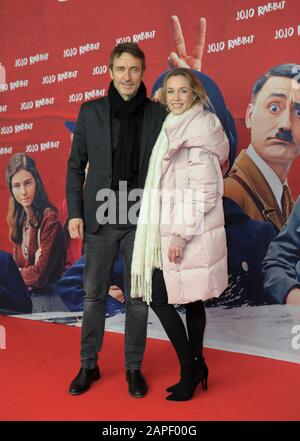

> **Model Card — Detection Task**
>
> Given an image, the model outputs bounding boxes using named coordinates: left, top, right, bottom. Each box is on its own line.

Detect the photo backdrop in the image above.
left=1, top=0, right=300, bottom=363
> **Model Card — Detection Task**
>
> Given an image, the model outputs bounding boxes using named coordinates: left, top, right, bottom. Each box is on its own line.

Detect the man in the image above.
left=66, top=43, right=166, bottom=397
left=224, top=64, right=300, bottom=230
left=262, top=197, right=300, bottom=305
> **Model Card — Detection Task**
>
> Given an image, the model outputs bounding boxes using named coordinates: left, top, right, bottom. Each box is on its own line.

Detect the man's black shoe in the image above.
left=69, top=366, right=101, bottom=395
left=126, top=369, right=147, bottom=398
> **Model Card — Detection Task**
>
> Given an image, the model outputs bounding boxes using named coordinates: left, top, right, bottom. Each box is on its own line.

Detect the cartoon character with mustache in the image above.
left=224, top=64, right=300, bottom=231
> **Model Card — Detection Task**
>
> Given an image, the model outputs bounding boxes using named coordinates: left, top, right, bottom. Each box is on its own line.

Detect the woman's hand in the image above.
left=168, top=244, right=184, bottom=264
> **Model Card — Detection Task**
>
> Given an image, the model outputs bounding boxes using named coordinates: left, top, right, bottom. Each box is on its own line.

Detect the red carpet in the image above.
left=0, top=315, right=300, bottom=421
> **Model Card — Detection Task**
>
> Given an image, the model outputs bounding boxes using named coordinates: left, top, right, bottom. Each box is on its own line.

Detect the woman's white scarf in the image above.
left=131, top=111, right=179, bottom=305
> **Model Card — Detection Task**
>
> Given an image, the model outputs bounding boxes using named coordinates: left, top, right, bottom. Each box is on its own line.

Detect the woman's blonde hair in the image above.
left=160, top=68, right=208, bottom=110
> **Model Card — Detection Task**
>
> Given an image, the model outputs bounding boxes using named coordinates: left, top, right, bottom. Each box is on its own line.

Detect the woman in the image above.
left=131, top=68, right=229, bottom=400
left=4, top=153, right=66, bottom=312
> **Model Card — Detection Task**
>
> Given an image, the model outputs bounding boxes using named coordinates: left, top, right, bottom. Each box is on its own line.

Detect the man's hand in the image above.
left=68, top=218, right=84, bottom=240
left=168, top=244, right=184, bottom=264
left=109, top=285, right=125, bottom=303
left=168, top=15, right=206, bottom=71
left=286, top=287, right=300, bottom=305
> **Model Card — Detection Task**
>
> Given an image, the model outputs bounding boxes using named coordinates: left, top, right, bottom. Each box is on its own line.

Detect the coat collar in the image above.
left=165, top=104, right=204, bottom=144
left=161, top=104, right=228, bottom=176
left=162, top=104, right=204, bottom=165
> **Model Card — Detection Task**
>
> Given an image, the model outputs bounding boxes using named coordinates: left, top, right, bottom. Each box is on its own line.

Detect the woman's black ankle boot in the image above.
left=166, top=356, right=208, bottom=393
left=166, top=365, right=197, bottom=401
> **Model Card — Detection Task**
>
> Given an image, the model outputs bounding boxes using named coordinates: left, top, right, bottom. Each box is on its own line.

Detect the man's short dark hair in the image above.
left=109, top=43, right=146, bottom=71
left=252, top=63, right=300, bottom=102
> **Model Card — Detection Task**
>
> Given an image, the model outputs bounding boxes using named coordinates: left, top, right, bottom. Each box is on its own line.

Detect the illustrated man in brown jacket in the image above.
left=224, top=64, right=300, bottom=232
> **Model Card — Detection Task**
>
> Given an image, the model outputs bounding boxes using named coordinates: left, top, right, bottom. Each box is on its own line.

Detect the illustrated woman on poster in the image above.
left=1, top=153, right=66, bottom=313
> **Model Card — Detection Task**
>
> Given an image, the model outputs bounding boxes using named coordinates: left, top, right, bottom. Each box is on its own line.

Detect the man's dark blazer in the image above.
left=262, top=197, right=300, bottom=304
left=66, top=96, right=167, bottom=233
